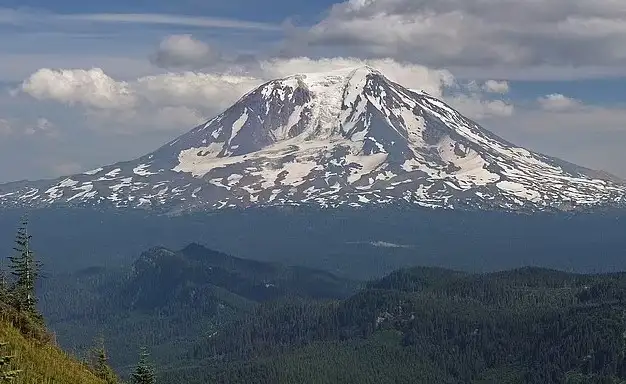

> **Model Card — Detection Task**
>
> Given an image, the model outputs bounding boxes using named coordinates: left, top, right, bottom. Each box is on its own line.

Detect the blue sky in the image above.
left=1, top=0, right=336, bottom=22
left=1, top=0, right=626, bottom=182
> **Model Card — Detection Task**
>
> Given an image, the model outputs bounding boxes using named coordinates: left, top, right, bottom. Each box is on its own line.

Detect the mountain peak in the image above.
left=259, top=65, right=385, bottom=116
left=1, top=67, right=625, bottom=213
left=163, top=63, right=390, bottom=161
left=280, top=64, right=382, bottom=84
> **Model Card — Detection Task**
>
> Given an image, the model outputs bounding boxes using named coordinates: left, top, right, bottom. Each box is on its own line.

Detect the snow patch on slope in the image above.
left=1, top=65, right=624, bottom=212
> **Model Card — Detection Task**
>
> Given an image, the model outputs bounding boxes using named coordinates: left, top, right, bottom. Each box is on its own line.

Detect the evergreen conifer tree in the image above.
left=8, top=217, right=41, bottom=315
left=0, top=342, right=20, bottom=382
left=92, top=337, right=119, bottom=384
left=131, top=347, right=156, bottom=384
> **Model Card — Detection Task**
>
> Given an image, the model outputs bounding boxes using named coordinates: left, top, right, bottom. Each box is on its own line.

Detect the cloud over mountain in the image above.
left=17, top=53, right=510, bottom=134
left=296, top=0, right=626, bottom=79
left=151, top=35, right=222, bottom=69
left=538, top=94, right=583, bottom=112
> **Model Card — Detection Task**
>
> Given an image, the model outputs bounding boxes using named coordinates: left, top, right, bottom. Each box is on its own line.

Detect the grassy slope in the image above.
left=0, top=320, right=104, bottom=384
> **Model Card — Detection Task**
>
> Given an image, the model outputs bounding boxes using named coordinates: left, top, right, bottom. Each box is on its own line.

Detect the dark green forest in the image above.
left=38, top=244, right=626, bottom=384
left=39, top=244, right=358, bottom=374
left=159, top=266, right=626, bottom=384
left=5, top=212, right=626, bottom=383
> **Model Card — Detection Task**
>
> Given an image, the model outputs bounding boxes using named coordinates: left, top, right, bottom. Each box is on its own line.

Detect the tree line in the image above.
left=0, top=216, right=158, bottom=384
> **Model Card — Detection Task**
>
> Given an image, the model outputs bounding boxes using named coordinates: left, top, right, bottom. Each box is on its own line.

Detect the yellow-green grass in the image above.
left=0, top=320, right=105, bottom=384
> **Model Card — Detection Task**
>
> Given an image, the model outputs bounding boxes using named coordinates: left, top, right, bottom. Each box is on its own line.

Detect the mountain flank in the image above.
left=1, top=66, right=624, bottom=213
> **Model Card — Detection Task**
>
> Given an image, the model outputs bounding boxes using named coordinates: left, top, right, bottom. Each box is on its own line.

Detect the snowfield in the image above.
left=1, top=66, right=624, bottom=212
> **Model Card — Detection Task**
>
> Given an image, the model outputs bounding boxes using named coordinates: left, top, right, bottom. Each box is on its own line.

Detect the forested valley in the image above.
left=4, top=217, right=626, bottom=383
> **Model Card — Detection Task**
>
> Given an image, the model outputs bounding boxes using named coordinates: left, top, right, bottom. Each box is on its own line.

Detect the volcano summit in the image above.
left=1, top=66, right=624, bottom=212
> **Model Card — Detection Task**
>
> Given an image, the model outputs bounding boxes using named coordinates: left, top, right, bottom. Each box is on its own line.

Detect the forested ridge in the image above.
left=168, top=267, right=626, bottom=384
left=6, top=215, right=626, bottom=383
left=40, top=243, right=357, bottom=373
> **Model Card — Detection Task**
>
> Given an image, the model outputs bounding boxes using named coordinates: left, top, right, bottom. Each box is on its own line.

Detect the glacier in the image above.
left=0, top=66, right=624, bottom=213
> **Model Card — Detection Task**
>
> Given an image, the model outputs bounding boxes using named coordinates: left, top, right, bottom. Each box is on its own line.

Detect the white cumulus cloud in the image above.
left=16, top=58, right=457, bottom=117
left=448, top=95, right=515, bottom=120
left=483, top=80, right=510, bottom=94
left=260, top=57, right=455, bottom=98
left=151, top=34, right=221, bottom=69
left=134, top=72, right=261, bottom=110
left=538, top=94, right=583, bottom=111
left=16, top=68, right=264, bottom=131
left=20, top=68, right=136, bottom=109
left=297, top=0, right=626, bottom=79
left=15, top=56, right=513, bottom=134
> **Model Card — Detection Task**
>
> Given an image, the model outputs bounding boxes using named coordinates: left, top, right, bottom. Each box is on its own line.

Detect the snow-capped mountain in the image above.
left=1, top=66, right=624, bottom=212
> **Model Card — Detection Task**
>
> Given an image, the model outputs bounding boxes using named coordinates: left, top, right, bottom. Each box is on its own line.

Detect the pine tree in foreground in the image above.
left=131, top=347, right=156, bottom=384
left=92, top=337, right=119, bottom=384
left=8, top=216, right=42, bottom=316
left=0, top=342, right=21, bottom=382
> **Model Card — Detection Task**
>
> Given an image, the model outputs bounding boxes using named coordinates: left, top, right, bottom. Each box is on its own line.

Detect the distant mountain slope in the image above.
left=1, top=66, right=624, bottom=212
left=40, top=244, right=357, bottom=372
left=125, top=243, right=356, bottom=306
